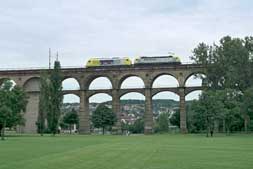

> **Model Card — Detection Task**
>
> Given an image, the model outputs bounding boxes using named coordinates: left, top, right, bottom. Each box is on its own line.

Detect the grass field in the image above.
left=0, top=134, right=253, bottom=169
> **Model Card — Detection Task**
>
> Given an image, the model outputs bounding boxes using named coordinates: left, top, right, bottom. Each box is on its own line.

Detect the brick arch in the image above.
left=185, top=90, right=203, bottom=101
left=118, top=74, right=146, bottom=89
left=85, top=75, right=114, bottom=90
left=23, top=77, right=41, bottom=92
left=151, top=88, right=179, bottom=98
left=151, top=73, right=179, bottom=88
left=62, top=93, right=80, bottom=102
left=62, top=76, right=81, bottom=86
left=62, top=90, right=81, bottom=97
left=120, top=91, right=146, bottom=100
left=185, top=88, right=203, bottom=97
left=62, top=77, right=81, bottom=91
left=184, top=72, right=207, bottom=87
left=119, top=89, right=145, bottom=98
left=87, top=92, right=112, bottom=100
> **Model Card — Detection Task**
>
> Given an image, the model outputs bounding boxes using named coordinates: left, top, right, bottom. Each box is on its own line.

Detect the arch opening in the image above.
left=185, top=73, right=206, bottom=87
left=89, top=77, right=112, bottom=90
left=152, top=74, right=179, bottom=88
left=120, top=92, right=145, bottom=133
left=62, top=78, right=80, bottom=90
left=89, top=93, right=112, bottom=103
left=88, top=93, right=112, bottom=134
left=63, top=94, right=80, bottom=103
left=120, top=76, right=145, bottom=89
left=152, top=91, right=180, bottom=132
left=185, top=90, right=202, bottom=101
left=61, top=94, right=80, bottom=133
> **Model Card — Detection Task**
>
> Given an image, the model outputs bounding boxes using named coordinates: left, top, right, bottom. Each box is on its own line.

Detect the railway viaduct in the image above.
left=0, top=64, right=205, bottom=134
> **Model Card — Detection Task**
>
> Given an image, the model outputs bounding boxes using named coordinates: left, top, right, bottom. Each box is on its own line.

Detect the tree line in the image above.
left=181, top=36, right=253, bottom=136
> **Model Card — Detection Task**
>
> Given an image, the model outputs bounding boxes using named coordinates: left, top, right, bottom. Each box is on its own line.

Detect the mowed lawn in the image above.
left=0, top=134, right=253, bottom=169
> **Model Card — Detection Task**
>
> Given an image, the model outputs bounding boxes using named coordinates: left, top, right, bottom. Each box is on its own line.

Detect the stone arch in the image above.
left=151, top=73, right=179, bottom=88
left=85, top=75, right=113, bottom=90
left=120, top=92, right=146, bottom=124
left=88, top=92, right=112, bottom=103
left=88, top=93, right=112, bottom=133
left=89, top=77, right=113, bottom=90
left=119, top=89, right=145, bottom=98
left=152, top=90, right=179, bottom=98
left=62, top=78, right=80, bottom=90
left=185, top=90, right=202, bottom=101
left=120, top=92, right=146, bottom=100
left=119, top=75, right=145, bottom=89
left=152, top=91, right=180, bottom=101
left=152, top=91, right=180, bottom=118
left=23, top=77, right=40, bottom=92
left=63, top=93, right=80, bottom=102
left=184, top=72, right=206, bottom=87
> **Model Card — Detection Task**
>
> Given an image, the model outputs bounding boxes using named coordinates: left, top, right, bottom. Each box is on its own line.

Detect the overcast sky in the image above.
left=1, top=0, right=252, bottom=102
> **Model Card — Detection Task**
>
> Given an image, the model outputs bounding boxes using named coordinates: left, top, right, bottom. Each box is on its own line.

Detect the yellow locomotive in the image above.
left=86, top=57, right=132, bottom=67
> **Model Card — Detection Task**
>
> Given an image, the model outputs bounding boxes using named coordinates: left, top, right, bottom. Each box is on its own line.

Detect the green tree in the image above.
left=242, top=87, right=253, bottom=132
left=189, top=90, right=224, bottom=137
left=187, top=101, right=206, bottom=133
left=192, top=36, right=253, bottom=90
left=0, top=105, right=11, bottom=140
left=191, top=36, right=253, bottom=131
left=170, top=109, right=180, bottom=128
left=0, top=80, right=28, bottom=140
left=47, top=60, right=63, bottom=135
left=129, top=118, right=144, bottom=134
left=191, top=42, right=212, bottom=65
left=156, top=112, right=169, bottom=133
left=188, top=89, right=243, bottom=135
left=121, top=121, right=129, bottom=134
left=63, top=108, right=79, bottom=134
left=91, top=104, right=117, bottom=135
left=219, top=89, right=242, bottom=134
left=37, top=72, right=50, bottom=135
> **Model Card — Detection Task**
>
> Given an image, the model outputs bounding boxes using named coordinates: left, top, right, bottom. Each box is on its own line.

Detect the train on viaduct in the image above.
left=0, top=64, right=205, bottom=134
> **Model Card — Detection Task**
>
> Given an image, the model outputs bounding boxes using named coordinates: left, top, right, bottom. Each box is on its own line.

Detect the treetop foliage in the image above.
left=192, top=36, right=253, bottom=91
